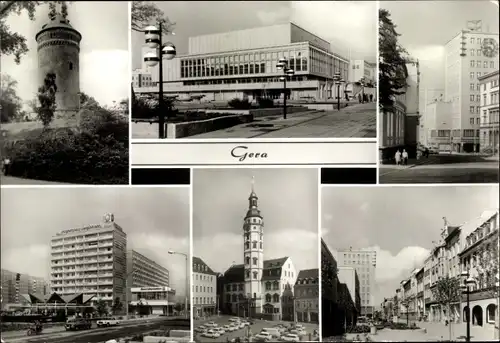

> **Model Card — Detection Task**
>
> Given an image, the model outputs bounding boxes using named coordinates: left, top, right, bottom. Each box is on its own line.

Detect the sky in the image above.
left=1, top=187, right=190, bottom=297
left=322, top=185, right=499, bottom=305
left=131, top=1, right=377, bottom=70
left=192, top=168, right=319, bottom=275
left=381, top=0, right=500, bottom=90
left=1, top=2, right=130, bottom=108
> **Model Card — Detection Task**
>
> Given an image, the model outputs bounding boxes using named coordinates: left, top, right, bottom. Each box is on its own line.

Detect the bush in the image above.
left=258, top=98, right=274, bottom=108
left=3, top=108, right=128, bottom=184
left=228, top=98, right=252, bottom=109
left=384, top=322, right=420, bottom=330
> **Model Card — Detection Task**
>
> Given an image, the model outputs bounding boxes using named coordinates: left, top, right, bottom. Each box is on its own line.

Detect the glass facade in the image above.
left=179, top=44, right=349, bottom=83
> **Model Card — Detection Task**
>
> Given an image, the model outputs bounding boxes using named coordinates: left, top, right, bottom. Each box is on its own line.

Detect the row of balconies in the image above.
left=51, top=235, right=114, bottom=246
left=51, top=258, right=113, bottom=266
left=51, top=249, right=112, bottom=259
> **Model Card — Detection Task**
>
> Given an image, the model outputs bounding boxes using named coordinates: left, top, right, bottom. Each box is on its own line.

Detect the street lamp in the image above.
left=142, top=24, right=176, bottom=139
left=332, top=72, right=344, bottom=111
left=460, top=270, right=476, bottom=342
left=277, top=58, right=295, bottom=120
left=168, top=250, right=189, bottom=319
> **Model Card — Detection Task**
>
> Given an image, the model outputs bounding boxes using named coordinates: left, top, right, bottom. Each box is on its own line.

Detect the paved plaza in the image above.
left=380, top=154, right=499, bottom=183
left=193, top=315, right=318, bottom=342
left=0, top=174, right=69, bottom=185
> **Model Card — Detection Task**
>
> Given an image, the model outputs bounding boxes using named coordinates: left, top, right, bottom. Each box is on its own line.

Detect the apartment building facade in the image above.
left=478, top=70, right=499, bottom=153
left=50, top=213, right=127, bottom=306
left=294, top=268, right=319, bottom=323
left=1, top=270, right=48, bottom=308
left=336, top=248, right=377, bottom=316
left=193, top=256, right=217, bottom=317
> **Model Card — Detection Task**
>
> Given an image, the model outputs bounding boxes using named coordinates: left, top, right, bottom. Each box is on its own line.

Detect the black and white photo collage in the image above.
left=1, top=1, right=498, bottom=343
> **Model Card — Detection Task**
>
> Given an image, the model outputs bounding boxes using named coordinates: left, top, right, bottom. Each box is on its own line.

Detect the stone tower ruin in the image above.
left=35, top=11, right=82, bottom=124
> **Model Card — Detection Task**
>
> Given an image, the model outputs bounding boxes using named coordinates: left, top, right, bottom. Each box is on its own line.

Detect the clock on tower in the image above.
left=481, top=38, right=499, bottom=58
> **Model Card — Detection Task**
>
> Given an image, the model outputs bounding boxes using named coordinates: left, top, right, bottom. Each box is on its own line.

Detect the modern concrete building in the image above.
left=336, top=248, right=377, bottom=317
left=132, top=69, right=153, bottom=88
left=349, top=60, right=376, bottom=86
left=129, top=286, right=175, bottom=315
left=136, top=22, right=353, bottom=102
left=425, top=100, right=454, bottom=151
left=192, top=256, right=217, bottom=317
left=294, top=268, right=319, bottom=323
left=337, top=266, right=361, bottom=319
left=126, top=249, right=170, bottom=310
left=220, top=182, right=297, bottom=321
left=321, top=239, right=358, bottom=338
left=458, top=210, right=499, bottom=330
left=444, top=29, right=499, bottom=152
left=1, top=270, right=48, bottom=308
left=478, top=70, right=499, bottom=153
left=419, top=88, right=445, bottom=146
left=36, top=12, right=81, bottom=121
left=50, top=213, right=127, bottom=307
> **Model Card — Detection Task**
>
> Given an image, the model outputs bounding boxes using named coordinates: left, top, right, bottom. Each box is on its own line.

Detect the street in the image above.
left=1, top=318, right=189, bottom=343
left=380, top=154, right=499, bottom=183
left=193, top=315, right=318, bottom=342
left=189, top=102, right=376, bottom=138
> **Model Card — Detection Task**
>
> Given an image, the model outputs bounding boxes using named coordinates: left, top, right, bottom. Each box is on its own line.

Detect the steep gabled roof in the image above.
left=297, top=268, right=319, bottom=280
left=193, top=256, right=217, bottom=275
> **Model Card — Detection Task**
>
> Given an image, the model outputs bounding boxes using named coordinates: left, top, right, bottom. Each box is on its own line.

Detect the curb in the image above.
left=248, top=111, right=332, bottom=138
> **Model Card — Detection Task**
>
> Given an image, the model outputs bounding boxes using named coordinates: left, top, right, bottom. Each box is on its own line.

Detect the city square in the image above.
left=379, top=0, right=499, bottom=184
left=130, top=1, right=377, bottom=139
left=191, top=168, right=319, bottom=341
left=0, top=187, right=191, bottom=343
left=321, top=185, right=499, bottom=342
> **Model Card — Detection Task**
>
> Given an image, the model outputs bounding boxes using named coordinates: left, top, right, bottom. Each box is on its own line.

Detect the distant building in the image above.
left=294, top=268, right=319, bottom=323
left=337, top=266, right=361, bottom=318
left=192, top=256, right=217, bottom=317
left=137, top=22, right=351, bottom=102
left=50, top=213, right=127, bottom=307
left=126, top=249, right=170, bottom=313
left=443, top=29, right=499, bottom=152
left=132, top=69, right=153, bottom=89
left=336, top=248, right=377, bottom=317
left=349, top=60, right=376, bottom=86
left=1, top=270, right=48, bottom=308
left=478, top=70, right=499, bottom=153
left=424, top=100, right=454, bottom=151
left=419, top=89, right=445, bottom=146
left=321, top=239, right=357, bottom=338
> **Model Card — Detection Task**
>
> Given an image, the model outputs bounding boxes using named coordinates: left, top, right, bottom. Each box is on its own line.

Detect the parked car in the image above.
left=202, top=330, right=220, bottom=338
left=65, top=318, right=92, bottom=331
left=281, top=334, right=300, bottom=342
left=289, top=329, right=306, bottom=337
left=229, top=317, right=240, bottom=322
left=97, top=317, right=120, bottom=327
left=240, top=320, right=250, bottom=327
left=262, top=328, right=281, bottom=339
left=195, top=325, right=207, bottom=333
left=254, top=331, right=272, bottom=341
left=214, top=327, right=225, bottom=335
left=224, top=325, right=235, bottom=332
left=205, top=321, right=218, bottom=328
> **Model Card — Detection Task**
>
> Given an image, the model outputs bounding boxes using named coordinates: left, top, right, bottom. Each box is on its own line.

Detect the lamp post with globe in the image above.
left=276, top=58, right=295, bottom=120
left=142, top=23, right=176, bottom=139
left=460, top=270, right=477, bottom=342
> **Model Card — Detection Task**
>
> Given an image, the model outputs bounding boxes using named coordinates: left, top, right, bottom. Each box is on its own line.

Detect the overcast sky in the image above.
left=131, top=1, right=376, bottom=70
left=381, top=0, right=500, bottom=90
left=322, top=185, right=499, bottom=305
left=1, top=187, right=190, bottom=297
left=193, top=168, right=318, bottom=275
left=1, top=2, right=129, bottom=107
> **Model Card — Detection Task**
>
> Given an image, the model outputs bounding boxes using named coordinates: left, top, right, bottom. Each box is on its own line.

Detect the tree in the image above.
left=95, top=299, right=108, bottom=317
left=173, top=303, right=183, bottom=313
left=0, top=74, right=22, bottom=122
left=432, top=276, right=461, bottom=341
left=78, top=91, right=100, bottom=110
left=475, top=231, right=499, bottom=290
left=111, top=297, right=123, bottom=315
left=378, top=8, right=409, bottom=113
left=131, top=1, right=174, bottom=32
left=0, top=1, right=68, bottom=63
left=36, top=72, right=57, bottom=127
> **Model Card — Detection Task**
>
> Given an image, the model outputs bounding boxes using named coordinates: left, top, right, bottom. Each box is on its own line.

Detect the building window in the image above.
left=477, top=49, right=482, bottom=56
left=477, top=72, right=482, bottom=79
left=470, top=38, right=475, bottom=44
left=470, top=72, right=475, bottom=80
left=266, top=293, right=271, bottom=303
left=470, top=49, right=475, bottom=56
left=476, top=95, right=481, bottom=102
left=252, top=242, right=257, bottom=249
left=484, top=61, right=488, bottom=68
left=252, top=257, right=257, bottom=265
left=470, top=106, right=475, bottom=114
left=470, top=94, right=475, bottom=101
left=470, top=60, right=475, bottom=67
left=477, top=84, right=480, bottom=91
left=470, top=118, right=474, bottom=125
left=253, top=271, right=258, bottom=279
left=69, top=62, right=73, bottom=70
left=476, top=118, right=480, bottom=125
left=245, top=256, right=250, bottom=265
left=490, top=61, right=495, bottom=68
left=478, top=38, right=482, bottom=44
left=470, top=83, right=475, bottom=90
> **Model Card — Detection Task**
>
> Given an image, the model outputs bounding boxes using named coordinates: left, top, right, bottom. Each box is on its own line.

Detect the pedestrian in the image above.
left=2, top=157, right=11, bottom=175
left=345, top=92, right=349, bottom=102
left=358, top=94, right=362, bottom=103
left=369, top=94, right=373, bottom=102
left=395, top=150, right=402, bottom=165
left=402, top=149, right=409, bottom=165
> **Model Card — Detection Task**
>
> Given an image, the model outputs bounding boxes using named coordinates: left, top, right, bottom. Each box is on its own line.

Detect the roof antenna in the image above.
left=251, top=175, right=255, bottom=193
